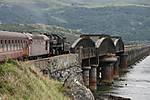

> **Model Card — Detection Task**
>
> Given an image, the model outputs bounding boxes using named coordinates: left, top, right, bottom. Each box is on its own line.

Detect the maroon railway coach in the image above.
left=0, top=31, right=29, bottom=61
left=25, top=33, right=49, bottom=58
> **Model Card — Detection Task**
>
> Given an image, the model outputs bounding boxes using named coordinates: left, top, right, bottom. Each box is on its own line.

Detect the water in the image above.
left=110, top=55, right=150, bottom=100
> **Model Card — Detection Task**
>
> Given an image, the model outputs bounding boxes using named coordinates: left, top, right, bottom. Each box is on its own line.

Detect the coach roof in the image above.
left=25, top=33, right=49, bottom=40
left=0, top=31, right=28, bottom=39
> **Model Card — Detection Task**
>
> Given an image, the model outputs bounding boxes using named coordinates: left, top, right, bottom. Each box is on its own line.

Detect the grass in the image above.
left=0, top=59, right=70, bottom=100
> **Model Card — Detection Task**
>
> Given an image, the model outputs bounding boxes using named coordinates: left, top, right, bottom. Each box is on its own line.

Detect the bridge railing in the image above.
left=125, top=44, right=150, bottom=52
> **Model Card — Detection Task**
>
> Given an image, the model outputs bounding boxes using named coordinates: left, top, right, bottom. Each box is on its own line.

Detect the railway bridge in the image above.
left=70, top=34, right=150, bottom=91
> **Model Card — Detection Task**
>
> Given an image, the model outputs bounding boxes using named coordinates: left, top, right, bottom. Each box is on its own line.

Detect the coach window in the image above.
left=16, top=40, right=18, bottom=50
left=9, top=40, right=12, bottom=51
left=8, top=40, right=10, bottom=51
left=17, top=40, right=19, bottom=50
left=12, top=40, right=14, bottom=51
left=6, top=40, right=9, bottom=51
left=10, top=40, right=12, bottom=51
left=18, top=40, right=20, bottom=50
left=13, top=40, right=15, bottom=50
left=7, top=40, right=9, bottom=51
left=4, top=40, right=6, bottom=51
left=1, top=40, right=4, bottom=52
left=15, top=40, right=18, bottom=50
left=0, top=40, right=2, bottom=52
left=25, top=41, right=27, bottom=47
left=23, top=40, right=25, bottom=48
left=14, top=40, right=16, bottom=50
left=24, top=40, right=26, bottom=48
left=45, top=41, right=48, bottom=50
left=19, top=40, right=22, bottom=49
left=21, top=40, right=23, bottom=49
left=22, top=40, right=24, bottom=48
left=20, top=40, right=22, bottom=49
left=22, top=40, right=24, bottom=49
left=19, top=40, right=21, bottom=49
left=0, top=40, right=1, bottom=52
left=11, top=40, right=13, bottom=51
left=22, top=40, right=23, bottom=49
left=15, top=40, right=17, bottom=50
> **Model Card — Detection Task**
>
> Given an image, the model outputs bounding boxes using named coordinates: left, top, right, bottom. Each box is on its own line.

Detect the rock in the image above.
left=32, top=54, right=95, bottom=100
left=49, top=65, right=82, bottom=83
left=64, top=77, right=95, bottom=100
left=49, top=64, right=95, bottom=100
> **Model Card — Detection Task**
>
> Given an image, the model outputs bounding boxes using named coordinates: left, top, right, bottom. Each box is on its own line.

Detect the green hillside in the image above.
left=0, top=0, right=150, bottom=41
left=0, top=60, right=69, bottom=100
left=55, top=6, right=150, bottom=41
left=2, top=0, right=150, bottom=9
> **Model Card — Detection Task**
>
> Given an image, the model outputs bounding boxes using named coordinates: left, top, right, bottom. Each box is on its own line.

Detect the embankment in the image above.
left=0, top=60, right=69, bottom=100
left=30, top=54, right=95, bottom=100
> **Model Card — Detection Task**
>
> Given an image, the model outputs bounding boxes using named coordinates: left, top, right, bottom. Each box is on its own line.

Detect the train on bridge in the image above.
left=1, top=30, right=150, bottom=92
left=0, top=31, right=70, bottom=61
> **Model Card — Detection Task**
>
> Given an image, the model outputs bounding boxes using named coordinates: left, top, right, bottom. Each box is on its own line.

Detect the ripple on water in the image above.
left=110, top=55, right=150, bottom=100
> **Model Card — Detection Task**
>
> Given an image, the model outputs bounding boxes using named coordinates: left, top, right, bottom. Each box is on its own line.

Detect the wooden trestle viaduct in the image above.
left=70, top=34, right=150, bottom=91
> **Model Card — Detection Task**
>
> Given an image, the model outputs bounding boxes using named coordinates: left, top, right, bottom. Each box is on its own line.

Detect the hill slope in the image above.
left=0, top=60, right=69, bottom=100
left=0, top=0, right=150, bottom=41
left=55, top=6, right=150, bottom=41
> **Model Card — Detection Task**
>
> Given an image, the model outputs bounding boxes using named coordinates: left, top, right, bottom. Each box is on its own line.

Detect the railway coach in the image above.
left=0, top=31, right=50, bottom=61
left=25, top=33, right=49, bottom=59
left=0, top=31, right=29, bottom=61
